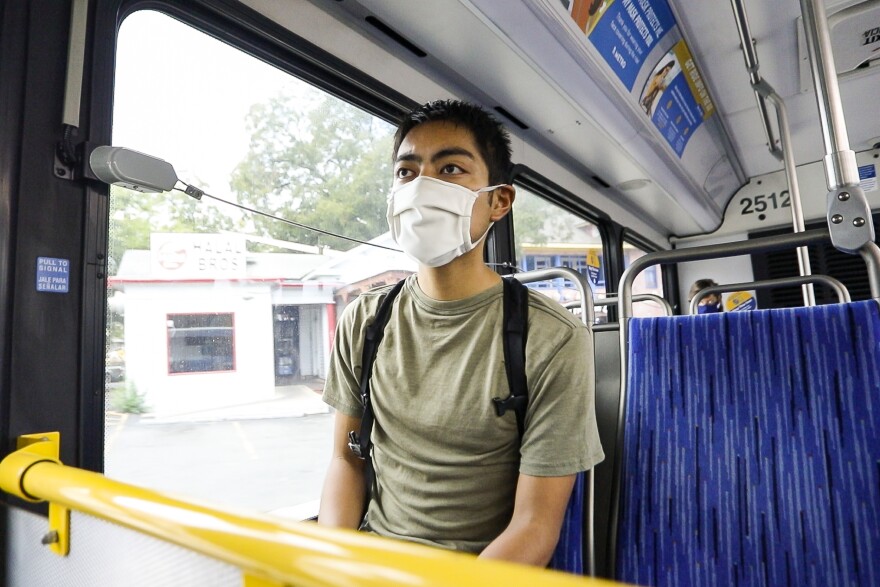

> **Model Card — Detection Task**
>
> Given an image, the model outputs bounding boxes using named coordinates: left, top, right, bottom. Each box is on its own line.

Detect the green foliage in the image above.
left=512, top=190, right=595, bottom=250
left=109, top=381, right=149, bottom=414
left=230, top=89, right=395, bottom=251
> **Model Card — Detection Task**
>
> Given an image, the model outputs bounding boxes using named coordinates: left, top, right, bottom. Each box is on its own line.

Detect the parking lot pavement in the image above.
left=139, top=384, right=331, bottom=424
left=103, top=385, right=335, bottom=514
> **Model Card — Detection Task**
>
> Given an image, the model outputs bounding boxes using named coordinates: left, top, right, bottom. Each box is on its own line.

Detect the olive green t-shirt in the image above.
left=322, top=275, right=604, bottom=553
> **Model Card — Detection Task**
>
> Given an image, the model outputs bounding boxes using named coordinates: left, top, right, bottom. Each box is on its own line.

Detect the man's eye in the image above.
left=440, top=164, right=465, bottom=175
left=395, top=168, right=414, bottom=179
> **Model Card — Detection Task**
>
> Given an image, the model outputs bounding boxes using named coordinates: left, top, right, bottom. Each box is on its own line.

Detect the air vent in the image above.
left=828, top=1, right=880, bottom=72
left=617, top=178, right=651, bottom=191
left=493, top=107, right=529, bottom=130
left=365, top=16, right=427, bottom=58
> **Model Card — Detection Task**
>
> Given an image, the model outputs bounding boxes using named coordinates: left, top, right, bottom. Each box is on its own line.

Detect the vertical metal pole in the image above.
left=761, top=87, right=815, bottom=306
left=799, top=0, right=875, bottom=255
left=798, top=0, right=859, bottom=190
left=729, top=0, right=782, bottom=161
left=730, top=0, right=813, bottom=305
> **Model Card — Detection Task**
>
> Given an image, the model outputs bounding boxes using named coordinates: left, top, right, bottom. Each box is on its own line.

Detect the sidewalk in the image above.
left=139, top=384, right=331, bottom=424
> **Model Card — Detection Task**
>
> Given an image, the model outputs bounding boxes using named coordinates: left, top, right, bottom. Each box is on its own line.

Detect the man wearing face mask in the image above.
left=318, top=100, right=604, bottom=567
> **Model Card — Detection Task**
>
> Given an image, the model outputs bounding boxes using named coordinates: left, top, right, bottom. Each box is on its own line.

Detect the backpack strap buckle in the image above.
left=492, top=394, right=528, bottom=417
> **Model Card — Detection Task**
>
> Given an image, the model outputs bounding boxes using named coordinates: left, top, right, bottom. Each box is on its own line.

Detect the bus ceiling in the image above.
left=269, top=0, right=880, bottom=237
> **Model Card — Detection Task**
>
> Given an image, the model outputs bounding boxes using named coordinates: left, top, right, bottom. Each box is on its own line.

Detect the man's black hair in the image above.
left=392, top=100, right=513, bottom=185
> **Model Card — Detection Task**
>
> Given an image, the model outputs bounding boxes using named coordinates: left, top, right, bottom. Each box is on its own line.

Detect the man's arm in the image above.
left=317, top=412, right=367, bottom=529
left=479, top=473, right=576, bottom=566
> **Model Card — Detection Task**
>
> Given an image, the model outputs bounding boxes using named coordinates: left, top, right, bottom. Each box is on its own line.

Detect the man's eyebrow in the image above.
left=431, top=147, right=475, bottom=162
left=395, top=152, right=421, bottom=164
left=394, top=147, right=476, bottom=165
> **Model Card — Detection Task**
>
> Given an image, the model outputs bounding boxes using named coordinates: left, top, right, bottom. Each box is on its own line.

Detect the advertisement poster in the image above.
left=642, top=41, right=715, bottom=156
left=568, top=0, right=716, bottom=159
left=580, top=0, right=676, bottom=91
left=586, top=249, right=603, bottom=285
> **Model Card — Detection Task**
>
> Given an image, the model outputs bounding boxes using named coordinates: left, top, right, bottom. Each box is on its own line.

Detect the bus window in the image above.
left=511, top=186, right=607, bottom=322
left=106, top=11, right=407, bottom=516
left=623, top=241, right=665, bottom=318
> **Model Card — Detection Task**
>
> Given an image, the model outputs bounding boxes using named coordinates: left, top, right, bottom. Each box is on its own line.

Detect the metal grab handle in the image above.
left=689, top=275, right=851, bottom=315
left=565, top=294, right=673, bottom=317
left=510, top=267, right=596, bottom=576
left=729, top=0, right=782, bottom=161
left=511, top=267, right=595, bottom=325
left=755, top=83, right=815, bottom=306
left=593, top=294, right=673, bottom=317
left=620, top=229, right=880, bottom=318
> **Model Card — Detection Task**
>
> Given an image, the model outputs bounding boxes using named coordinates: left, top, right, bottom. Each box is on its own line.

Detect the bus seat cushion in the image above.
left=617, top=301, right=880, bottom=586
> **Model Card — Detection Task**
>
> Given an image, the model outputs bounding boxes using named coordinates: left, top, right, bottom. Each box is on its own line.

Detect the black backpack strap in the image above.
left=348, top=279, right=406, bottom=509
left=350, top=276, right=529, bottom=519
left=493, top=277, right=530, bottom=439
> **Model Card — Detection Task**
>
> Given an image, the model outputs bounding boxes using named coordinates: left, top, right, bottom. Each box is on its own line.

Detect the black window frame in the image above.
left=507, top=165, right=613, bottom=307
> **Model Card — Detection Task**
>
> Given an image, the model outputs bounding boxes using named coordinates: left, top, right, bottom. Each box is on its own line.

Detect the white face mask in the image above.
left=387, top=176, right=506, bottom=267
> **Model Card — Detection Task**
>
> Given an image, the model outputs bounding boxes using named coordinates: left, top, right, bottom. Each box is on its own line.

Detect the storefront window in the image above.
left=167, top=313, right=235, bottom=374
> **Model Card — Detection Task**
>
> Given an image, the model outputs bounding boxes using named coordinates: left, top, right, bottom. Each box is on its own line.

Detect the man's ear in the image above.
left=489, top=185, right=516, bottom=221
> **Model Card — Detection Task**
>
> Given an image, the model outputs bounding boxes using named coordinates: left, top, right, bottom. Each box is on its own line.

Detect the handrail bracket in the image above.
left=2, top=433, right=70, bottom=556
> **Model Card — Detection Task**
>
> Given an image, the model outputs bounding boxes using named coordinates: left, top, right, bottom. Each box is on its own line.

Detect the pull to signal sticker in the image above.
left=36, top=257, right=70, bottom=293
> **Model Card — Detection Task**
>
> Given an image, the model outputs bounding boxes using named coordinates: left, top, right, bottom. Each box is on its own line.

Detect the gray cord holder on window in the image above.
left=89, top=146, right=178, bottom=193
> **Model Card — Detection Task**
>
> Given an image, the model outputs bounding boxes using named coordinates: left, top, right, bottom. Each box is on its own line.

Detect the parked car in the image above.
left=105, top=364, right=125, bottom=384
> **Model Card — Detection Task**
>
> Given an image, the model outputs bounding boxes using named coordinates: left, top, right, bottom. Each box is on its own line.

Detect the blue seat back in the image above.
left=549, top=470, right=585, bottom=574
left=617, top=301, right=880, bottom=586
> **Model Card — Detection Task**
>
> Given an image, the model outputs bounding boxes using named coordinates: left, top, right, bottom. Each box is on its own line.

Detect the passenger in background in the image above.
left=318, top=100, right=604, bottom=567
left=689, top=278, right=723, bottom=314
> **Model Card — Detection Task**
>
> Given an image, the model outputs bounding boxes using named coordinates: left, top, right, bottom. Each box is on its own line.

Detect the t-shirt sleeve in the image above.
left=519, top=322, right=605, bottom=476
left=322, top=297, right=370, bottom=418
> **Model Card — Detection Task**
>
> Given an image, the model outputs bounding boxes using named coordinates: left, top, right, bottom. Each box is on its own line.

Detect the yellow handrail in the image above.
left=0, top=433, right=619, bottom=587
